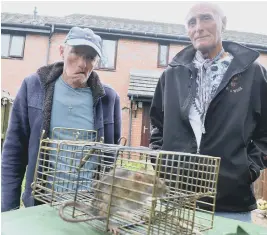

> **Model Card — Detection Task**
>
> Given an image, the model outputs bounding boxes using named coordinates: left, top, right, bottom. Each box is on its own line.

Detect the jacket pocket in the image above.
left=246, top=155, right=261, bottom=184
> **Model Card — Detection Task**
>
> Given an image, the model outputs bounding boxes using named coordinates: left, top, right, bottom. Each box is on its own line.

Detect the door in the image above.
left=140, top=103, right=151, bottom=147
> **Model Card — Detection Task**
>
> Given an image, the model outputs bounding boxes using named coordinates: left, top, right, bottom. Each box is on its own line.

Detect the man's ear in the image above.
left=59, top=44, right=65, bottom=59
left=222, top=16, right=227, bottom=32
left=184, top=18, right=190, bottom=36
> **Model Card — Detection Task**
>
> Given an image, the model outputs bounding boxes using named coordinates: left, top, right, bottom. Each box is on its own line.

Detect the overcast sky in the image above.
left=2, top=1, right=267, bottom=36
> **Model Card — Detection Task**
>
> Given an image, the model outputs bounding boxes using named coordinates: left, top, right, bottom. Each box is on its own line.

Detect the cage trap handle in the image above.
left=118, top=136, right=127, bottom=146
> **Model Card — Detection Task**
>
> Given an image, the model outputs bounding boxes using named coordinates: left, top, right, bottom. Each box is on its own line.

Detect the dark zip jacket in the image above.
left=150, top=41, right=267, bottom=212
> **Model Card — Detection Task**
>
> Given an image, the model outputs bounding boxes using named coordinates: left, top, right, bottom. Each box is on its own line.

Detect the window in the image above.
left=158, top=44, right=169, bottom=67
left=96, top=39, right=117, bottom=70
left=1, top=34, right=25, bottom=58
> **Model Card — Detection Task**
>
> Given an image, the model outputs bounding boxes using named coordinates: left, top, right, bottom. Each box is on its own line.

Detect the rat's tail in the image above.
left=58, top=201, right=106, bottom=223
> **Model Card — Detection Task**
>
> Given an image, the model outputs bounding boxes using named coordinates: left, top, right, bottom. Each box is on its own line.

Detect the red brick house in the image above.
left=2, top=12, right=267, bottom=148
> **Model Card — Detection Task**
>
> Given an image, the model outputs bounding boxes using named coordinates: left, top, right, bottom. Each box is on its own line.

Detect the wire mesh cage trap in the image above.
left=31, top=128, right=221, bottom=235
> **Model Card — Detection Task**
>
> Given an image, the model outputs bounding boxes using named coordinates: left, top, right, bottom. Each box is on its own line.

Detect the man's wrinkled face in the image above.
left=186, top=3, right=225, bottom=53
left=59, top=45, right=99, bottom=87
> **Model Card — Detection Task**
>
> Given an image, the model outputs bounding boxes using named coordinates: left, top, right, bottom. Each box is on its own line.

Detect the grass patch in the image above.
left=116, top=159, right=155, bottom=173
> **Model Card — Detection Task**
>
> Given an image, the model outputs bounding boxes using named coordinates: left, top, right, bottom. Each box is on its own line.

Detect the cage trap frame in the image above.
left=31, top=128, right=221, bottom=235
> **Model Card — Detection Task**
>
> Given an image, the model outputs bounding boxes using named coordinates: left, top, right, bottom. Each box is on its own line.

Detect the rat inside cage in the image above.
left=31, top=128, right=220, bottom=235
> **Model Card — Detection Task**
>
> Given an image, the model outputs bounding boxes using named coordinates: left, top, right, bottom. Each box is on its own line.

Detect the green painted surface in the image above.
left=1, top=205, right=106, bottom=235
left=1, top=205, right=267, bottom=235
left=204, top=216, right=267, bottom=235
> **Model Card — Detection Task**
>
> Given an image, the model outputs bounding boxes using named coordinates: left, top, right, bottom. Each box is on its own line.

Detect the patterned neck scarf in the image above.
left=193, top=48, right=233, bottom=134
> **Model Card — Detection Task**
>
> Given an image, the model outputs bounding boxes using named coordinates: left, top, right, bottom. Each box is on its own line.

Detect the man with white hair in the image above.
left=1, top=27, right=122, bottom=212
left=150, top=2, right=267, bottom=222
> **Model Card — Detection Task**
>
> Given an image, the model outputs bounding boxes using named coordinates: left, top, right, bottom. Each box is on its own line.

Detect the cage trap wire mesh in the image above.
left=31, top=128, right=220, bottom=235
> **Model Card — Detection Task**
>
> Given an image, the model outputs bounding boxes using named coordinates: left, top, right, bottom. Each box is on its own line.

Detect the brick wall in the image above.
left=2, top=32, right=267, bottom=148
left=254, top=170, right=267, bottom=200
left=257, top=54, right=267, bottom=67
left=128, top=108, right=142, bottom=147
left=1, top=34, right=48, bottom=96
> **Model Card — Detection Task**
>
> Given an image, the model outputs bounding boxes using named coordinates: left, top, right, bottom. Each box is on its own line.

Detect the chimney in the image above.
left=33, top=6, right=37, bottom=20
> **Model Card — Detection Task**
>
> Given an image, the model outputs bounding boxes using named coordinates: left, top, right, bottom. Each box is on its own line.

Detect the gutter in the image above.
left=52, top=23, right=190, bottom=40
left=127, top=96, right=133, bottom=147
left=50, top=23, right=267, bottom=53
left=52, top=23, right=191, bottom=45
left=1, top=22, right=267, bottom=53
left=45, top=24, right=55, bottom=65
left=127, top=93, right=154, bottom=102
left=1, top=23, right=50, bottom=35
left=238, top=41, right=267, bottom=53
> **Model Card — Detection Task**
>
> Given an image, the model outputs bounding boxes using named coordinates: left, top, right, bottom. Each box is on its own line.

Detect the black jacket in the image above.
left=150, top=41, right=267, bottom=212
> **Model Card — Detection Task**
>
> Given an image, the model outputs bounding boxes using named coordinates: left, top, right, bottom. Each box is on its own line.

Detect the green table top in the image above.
left=1, top=205, right=266, bottom=235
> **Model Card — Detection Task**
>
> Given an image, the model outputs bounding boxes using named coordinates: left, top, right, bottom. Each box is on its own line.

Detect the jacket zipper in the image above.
left=195, top=71, right=245, bottom=155
left=177, top=59, right=249, bottom=155
left=187, top=74, right=201, bottom=154
left=93, top=94, right=106, bottom=142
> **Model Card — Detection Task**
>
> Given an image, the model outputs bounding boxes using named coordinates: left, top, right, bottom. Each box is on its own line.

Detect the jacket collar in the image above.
left=169, top=41, right=260, bottom=71
left=37, top=61, right=106, bottom=104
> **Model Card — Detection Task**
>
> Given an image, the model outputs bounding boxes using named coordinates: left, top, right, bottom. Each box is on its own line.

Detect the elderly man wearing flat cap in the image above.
left=1, top=27, right=122, bottom=212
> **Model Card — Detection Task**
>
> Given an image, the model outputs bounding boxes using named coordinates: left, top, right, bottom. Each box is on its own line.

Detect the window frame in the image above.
left=94, top=38, right=118, bottom=71
left=157, top=43, right=170, bottom=68
left=1, top=33, right=26, bottom=60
